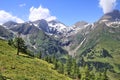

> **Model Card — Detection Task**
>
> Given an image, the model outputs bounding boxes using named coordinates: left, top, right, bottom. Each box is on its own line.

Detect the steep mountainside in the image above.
left=74, top=19, right=120, bottom=80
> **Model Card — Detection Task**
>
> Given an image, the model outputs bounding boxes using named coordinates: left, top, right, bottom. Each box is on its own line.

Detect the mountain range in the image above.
left=0, top=9, right=120, bottom=79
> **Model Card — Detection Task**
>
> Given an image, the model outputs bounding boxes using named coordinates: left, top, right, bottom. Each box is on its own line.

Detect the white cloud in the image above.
left=46, top=16, right=56, bottom=21
left=19, top=3, right=26, bottom=7
left=29, top=5, right=56, bottom=21
left=0, top=10, right=24, bottom=25
left=99, top=0, right=117, bottom=14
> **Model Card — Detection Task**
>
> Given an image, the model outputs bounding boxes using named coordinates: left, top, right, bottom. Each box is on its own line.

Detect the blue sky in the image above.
left=0, top=0, right=120, bottom=26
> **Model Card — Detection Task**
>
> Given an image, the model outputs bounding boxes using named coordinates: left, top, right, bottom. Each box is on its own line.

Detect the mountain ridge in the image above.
left=1, top=9, right=120, bottom=57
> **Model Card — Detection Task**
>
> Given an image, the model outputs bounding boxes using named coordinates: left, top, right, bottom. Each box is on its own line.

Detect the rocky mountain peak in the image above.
left=99, top=9, right=120, bottom=22
left=74, top=21, right=88, bottom=27
left=3, top=21, right=18, bottom=29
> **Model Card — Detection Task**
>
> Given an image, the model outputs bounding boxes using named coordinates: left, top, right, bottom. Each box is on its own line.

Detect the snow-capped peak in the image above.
left=48, top=21, right=67, bottom=31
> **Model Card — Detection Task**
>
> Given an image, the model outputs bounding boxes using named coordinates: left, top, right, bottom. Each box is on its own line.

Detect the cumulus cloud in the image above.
left=0, top=10, right=24, bottom=25
left=99, top=0, right=117, bottom=14
left=19, top=3, right=26, bottom=7
left=29, top=5, right=56, bottom=21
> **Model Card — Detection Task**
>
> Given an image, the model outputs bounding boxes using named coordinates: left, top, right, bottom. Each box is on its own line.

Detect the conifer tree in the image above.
left=8, top=39, right=14, bottom=46
left=14, top=33, right=27, bottom=55
left=66, top=55, right=72, bottom=76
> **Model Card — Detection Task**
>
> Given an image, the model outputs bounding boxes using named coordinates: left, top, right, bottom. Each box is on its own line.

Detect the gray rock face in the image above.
left=0, top=25, right=13, bottom=39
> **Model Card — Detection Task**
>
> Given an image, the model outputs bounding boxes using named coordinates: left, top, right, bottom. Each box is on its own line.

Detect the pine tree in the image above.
left=51, top=54, right=56, bottom=64
left=79, top=57, right=85, bottom=67
left=54, top=59, right=59, bottom=70
left=57, top=62, right=64, bottom=74
left=101, top=69, right=108, bottom=80
left=66, top=55, right=72, bottom=76
left=39, top=51, right=42, bottom=59
left=71, top=58, right=77, bottom=78
left=81, top=65, right=91, bottom=80
left=14, top=35, right=27, bottom=55
left=8, top=39, right=14, bottom=46
left=61, top=63, right=64, bottom=74
left=36, top=51, right=42, bottom=59
left=44, top=56, right=49, bottom=62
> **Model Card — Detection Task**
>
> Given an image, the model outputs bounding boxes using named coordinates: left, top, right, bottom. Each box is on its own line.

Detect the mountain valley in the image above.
left=0, top=10, right=120, bottom=80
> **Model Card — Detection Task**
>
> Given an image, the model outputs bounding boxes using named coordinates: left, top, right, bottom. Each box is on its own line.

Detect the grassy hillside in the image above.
left=0, top=39, right=71, bottom=80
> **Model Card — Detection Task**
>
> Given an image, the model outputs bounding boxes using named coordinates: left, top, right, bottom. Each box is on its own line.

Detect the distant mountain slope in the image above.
left=10, top=22, right=40, bottom=35
left=3, top=21, right=18, bottom=29
left=0, top=39, right=71, bottom=80
left=0, top=25, right=13, bottom=39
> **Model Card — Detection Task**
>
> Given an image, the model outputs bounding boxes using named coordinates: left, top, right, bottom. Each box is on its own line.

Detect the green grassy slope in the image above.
left=0, top=39, right=71, bottom=80
left=76, top=23, right=120, bottom=80
left=85, top=35, right=120, bottom=80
